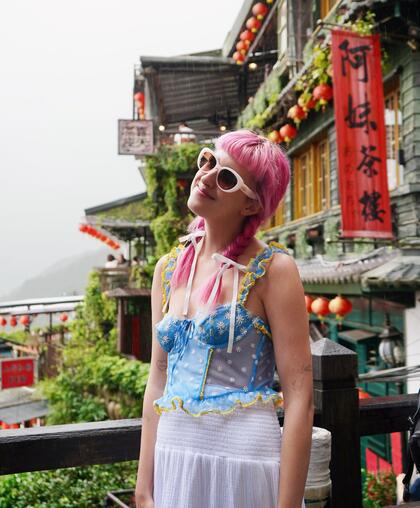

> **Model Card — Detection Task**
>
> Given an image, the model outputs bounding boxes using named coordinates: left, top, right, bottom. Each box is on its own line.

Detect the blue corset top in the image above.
left=153, top=239, right=289, bottom=418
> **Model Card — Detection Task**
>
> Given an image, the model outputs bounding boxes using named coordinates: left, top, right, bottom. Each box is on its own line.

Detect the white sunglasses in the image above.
left=196, top=148, right=260, bottom=202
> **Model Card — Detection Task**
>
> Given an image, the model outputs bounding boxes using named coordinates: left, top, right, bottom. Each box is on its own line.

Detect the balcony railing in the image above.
left=0, top=338, right=416, bottom=508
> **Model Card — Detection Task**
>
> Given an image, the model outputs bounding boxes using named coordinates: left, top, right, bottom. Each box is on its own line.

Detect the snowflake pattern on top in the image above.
left=153, top=242, right=289, bottom=417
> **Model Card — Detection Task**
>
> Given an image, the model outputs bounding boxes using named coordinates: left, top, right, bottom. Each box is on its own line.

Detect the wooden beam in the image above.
left=0, top=419, right=141, bottom=475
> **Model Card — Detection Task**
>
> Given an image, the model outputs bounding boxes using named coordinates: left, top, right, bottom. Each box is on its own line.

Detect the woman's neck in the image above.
left=200, top=218, right=243, bottom=259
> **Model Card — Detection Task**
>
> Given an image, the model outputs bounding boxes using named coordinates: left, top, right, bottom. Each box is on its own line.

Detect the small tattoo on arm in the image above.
left=156, top=359, right=167, bottom=372
left=303, top=363, right=312, bottom=373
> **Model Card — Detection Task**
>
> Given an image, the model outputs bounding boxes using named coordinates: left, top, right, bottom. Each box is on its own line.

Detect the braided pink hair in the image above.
left=171, top=129, right=290, bottom=307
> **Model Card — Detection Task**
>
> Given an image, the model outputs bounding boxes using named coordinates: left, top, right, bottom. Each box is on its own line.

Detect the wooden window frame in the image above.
left=293, top=137, right=330, bottom=220
left=320, top=0, right=339, bottom=19
left=384, top=87, right=403, bottom=189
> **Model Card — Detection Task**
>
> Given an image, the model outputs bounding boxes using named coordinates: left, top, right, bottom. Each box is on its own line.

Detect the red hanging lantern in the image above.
left=134, top=92, right=145, bottom=120
left=279, top=124, right=297, bottom=143
left=233, top=51, right=245, bottom=65
left=60, top=313, right=68, bottom=323
left=240, top=30, right=255, bottom=43
left=287, top=105, right=307, bottom=125
left=305, top=295, right=314, bottom=314
left=10, top=316, right=17, bottom=327
left=0, top=317, right=7, bottom=326
left=246, top=17, right=262, bottom=33
left=267, top=130, right=282, bottom=144
left=236, top=40, right=249, bottom=55
left=311, top=297, right=330, bottom=320
left=252, top=2, right=269, bottom=20
left=20, top=315, right=30, bottom=326
left=313, top=84, right=333, bottom=106
left=79, top=224, right=88, bottom=233
left=134, top=92, right=144, bottom=105
left=328, top=296, right=352, bottom=321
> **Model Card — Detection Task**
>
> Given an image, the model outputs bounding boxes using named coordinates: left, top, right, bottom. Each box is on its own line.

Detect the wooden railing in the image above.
left=0, top=338, right=416, bottom=508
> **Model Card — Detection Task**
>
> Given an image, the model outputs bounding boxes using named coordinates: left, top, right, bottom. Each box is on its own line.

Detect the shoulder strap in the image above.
left=238, top=241, right=290, bottom=305
left=161, top=244, right=184, bottom=312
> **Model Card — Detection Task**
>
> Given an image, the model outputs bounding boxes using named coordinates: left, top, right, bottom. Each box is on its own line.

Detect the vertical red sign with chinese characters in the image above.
left=331, top=29, right=393, bottom=238
left=1, top=357, right=35, bottom=389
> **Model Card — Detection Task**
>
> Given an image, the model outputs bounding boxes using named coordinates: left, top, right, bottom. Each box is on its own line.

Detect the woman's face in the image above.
left=187, top=149, right=261, bottom=222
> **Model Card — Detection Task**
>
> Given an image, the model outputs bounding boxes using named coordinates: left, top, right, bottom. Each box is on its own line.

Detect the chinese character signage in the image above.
left=332, top=29, right=393, bottom=239
left=1, top=357, right=36, bottom=389
left=118, top=119, right=154, bottom=155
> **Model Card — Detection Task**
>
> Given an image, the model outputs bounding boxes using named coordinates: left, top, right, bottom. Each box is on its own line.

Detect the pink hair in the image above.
left=171, top=129, right=290, bottom=308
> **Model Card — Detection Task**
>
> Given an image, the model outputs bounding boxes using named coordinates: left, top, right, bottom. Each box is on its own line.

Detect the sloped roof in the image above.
left=296, top=248, right=399, bottom=286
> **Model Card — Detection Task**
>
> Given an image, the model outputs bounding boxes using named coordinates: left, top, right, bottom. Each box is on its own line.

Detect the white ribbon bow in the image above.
left=163, top=229, right=246, bottom=354
left=162, top=230, right=205, bottom=314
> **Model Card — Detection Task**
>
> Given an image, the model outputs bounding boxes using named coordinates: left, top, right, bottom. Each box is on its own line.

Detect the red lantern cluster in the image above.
left=233, top=2, right=272, bottom=64
left=134, top=92, right=145, bottom=120
left=79, top=224, right=120, bottom=250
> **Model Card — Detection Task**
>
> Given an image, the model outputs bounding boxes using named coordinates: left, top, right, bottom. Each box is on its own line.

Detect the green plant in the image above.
left=0, top=462, right=138, bottom=508
left=362, top=469, right=396, bottom=507
left=37, top=271, right=149, bottom=424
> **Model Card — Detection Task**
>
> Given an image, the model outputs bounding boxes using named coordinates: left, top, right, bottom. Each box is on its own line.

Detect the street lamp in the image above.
left=378, top=314, right=405, bottom=367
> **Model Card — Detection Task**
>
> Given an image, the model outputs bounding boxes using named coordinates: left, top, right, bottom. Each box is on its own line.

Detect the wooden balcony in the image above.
left=0, top=338, right=415, bottom=508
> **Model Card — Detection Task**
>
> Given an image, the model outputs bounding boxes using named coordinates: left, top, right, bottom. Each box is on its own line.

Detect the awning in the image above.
left=0, top=400, right=48, bottom=425
left=140, top=55, right=266, bottom=131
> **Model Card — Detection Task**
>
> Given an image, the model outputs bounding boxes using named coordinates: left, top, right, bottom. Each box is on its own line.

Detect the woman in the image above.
left=135, top=130, right=313, bottom=508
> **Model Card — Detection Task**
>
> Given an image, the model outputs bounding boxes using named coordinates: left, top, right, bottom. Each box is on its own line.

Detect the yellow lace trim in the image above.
left=199, top=347, right=214, bottom=400
left=153, top=391, right=284, bottom=418
left=161, top=244, right=185, bottom=312
left=252, top=321, right=272, bottom=339
left=238, top=241, right=289, bottom=305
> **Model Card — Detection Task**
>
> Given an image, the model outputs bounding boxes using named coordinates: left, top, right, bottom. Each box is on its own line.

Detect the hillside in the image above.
left=0, top=249, right=110, bottom=301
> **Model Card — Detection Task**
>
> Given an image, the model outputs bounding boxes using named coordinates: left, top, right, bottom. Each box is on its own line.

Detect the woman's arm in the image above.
left=264, top=253, right=314, bottom=508
left=135, top=255, right=169, bottom=508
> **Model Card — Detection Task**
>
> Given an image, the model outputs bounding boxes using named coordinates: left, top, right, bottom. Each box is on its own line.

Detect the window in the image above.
left=277, top=0, right=288, bottom=60
left=384, top=89, right=403, bottom=190
left=293, top=138, right=330, bottom=219
left=320, top=0, right=338, bottom=18
left=269, top=199, right=286, bottom=228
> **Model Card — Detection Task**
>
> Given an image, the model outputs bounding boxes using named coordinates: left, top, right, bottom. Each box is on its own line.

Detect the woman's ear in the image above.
left=240, top=198, right=262, bottom=217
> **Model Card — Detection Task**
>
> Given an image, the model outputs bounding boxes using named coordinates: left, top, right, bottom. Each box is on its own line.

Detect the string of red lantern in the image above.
left=268, top=83, right=334, bottom=146
left=232, top=2, right=272, bottom=65
left=305, top=294, right=352, bottom=322
left=79, top=224, right=120, bottom=250
left=134, top=91, right=145, bottom=120
left=60, top=313, right=68, bottom=323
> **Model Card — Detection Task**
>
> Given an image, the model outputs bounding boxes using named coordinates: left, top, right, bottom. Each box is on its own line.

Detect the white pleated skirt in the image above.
left=153, top=400, right=305, bottom=508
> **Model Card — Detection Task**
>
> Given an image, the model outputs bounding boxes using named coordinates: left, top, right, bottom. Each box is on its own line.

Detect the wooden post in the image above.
left=311, top=338, right=361, bottom=508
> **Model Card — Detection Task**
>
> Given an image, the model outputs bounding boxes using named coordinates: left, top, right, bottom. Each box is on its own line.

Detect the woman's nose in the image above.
left=200, top=168, right=217, bottom=186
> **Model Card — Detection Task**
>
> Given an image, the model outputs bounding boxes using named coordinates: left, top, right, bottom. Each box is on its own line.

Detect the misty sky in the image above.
left=0, top=0, right=243, bottom=297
